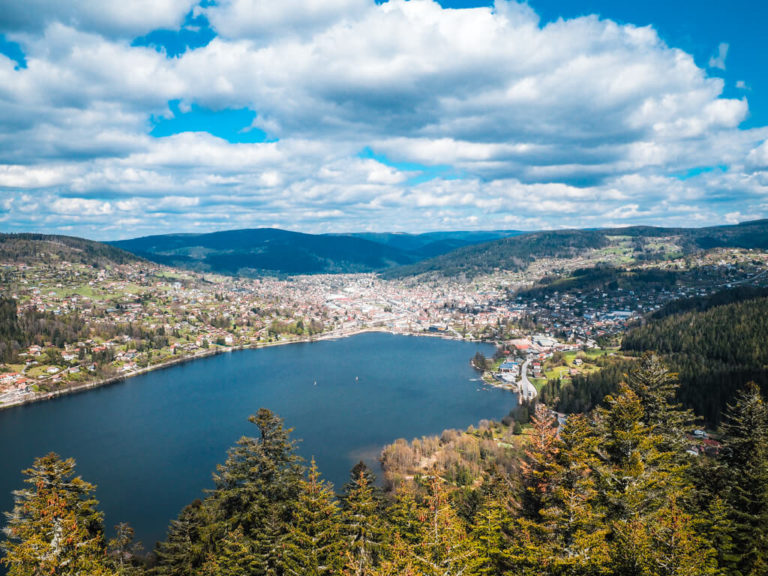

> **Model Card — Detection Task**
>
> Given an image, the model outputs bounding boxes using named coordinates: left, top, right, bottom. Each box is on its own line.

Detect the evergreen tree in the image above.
left=200, top=527, right=262, bottom=576
left=624, top=353, right=695, bottom=452
left=154, top=409, right=303, bottom=576
left=280, top=458, right=345, bottom=576
left=341, top=464, right=387, bottom=576
left=108, top=523, right=144, bottom=576
left=470, top=491, right=510, bottom=576
left=385, top=483, right=422, bottom=547
left=596, top=384, right=717, bottom=575
left=152, top=500, right=210, bottom=576
left=409, top=475, right=479, bottom=576
left=538, top=413, right=610, bottom=575
left=208, top=408, right=303, bottom=574
left=719, top=382, right=768, bottom=575
left=1, top=453, right=115, bottom=576
left=519, top=404, right=560, bottom=519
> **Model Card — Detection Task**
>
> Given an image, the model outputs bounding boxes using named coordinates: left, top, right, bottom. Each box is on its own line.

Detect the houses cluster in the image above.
left=3, top=244, right=768, bottom=407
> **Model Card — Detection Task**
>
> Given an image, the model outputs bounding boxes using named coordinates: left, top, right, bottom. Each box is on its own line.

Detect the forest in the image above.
left=538, top=288, right=768, bottom=425
left=622, top=292, right=768, bottom=425
left=382, top=230, right=610, bottom=279
left=0, top=297, right=89, bottom=363
left=2, top=354, right=768, bottom=576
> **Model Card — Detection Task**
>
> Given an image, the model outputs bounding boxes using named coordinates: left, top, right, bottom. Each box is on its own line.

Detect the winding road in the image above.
left=518, top=358, right=538, bottom=404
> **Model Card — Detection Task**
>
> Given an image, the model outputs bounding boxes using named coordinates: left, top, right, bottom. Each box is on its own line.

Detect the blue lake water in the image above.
left=0, top=333, right=513, bottom=551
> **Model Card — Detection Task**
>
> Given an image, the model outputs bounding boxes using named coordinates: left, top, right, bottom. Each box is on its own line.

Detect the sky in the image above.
left=0, top=0, right=767, bottom=240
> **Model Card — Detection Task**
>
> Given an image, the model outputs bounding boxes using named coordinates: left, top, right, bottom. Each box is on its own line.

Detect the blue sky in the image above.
left=0, top=0, right=766, bottom=239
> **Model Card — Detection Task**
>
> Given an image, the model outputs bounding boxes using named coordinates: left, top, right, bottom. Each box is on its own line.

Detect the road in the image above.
left=518, top=358, right=538, bottom=404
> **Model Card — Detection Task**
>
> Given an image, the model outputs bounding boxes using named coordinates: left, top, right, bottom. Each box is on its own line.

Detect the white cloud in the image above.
left=708, top=42, right=729, bottom=70
left=0, top=0, right=197, bottom=37
left=747, top=140, right=768, bottom=168
left=204, top=0, right=370, bottom=41
left=0, top=0, right=766, bottom=237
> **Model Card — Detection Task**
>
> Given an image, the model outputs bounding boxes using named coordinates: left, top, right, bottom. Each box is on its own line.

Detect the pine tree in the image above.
left=624, top=353, right=695, bottom=452
left=153, top=410, right=303, bottom=576
left=538, top=413, right=610, bottom=575
left=152, top=499, right=210, bottom=576
left=200, top=526, right=262, bottom=576
left=371, top=533, right=418, bottom=576
left=471, top=492, right=510, bottom=576
left=207, top=409, right=303, bottom=574
left=719, top=381, right=768, bottom=575
left=595, top=383, right=661, bottom=518
left=596, top=383, right=717, bottom=575
left=1, top=453, right=116, bottom=576
left=341, top=464, right=387, bottom=576
left=519, top=403, right=560, bottom=519
left=108, top=523, right=144, bottom=576
left=280, top=458, right=345, bottom=576
left=409, top=475, right=479, bottom=576
left=210, top=408, right=302, bottom=533
left=385, top=483, right=422, bottom=547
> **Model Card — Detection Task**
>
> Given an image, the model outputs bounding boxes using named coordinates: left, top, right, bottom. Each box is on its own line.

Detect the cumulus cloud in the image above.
left=0, top=0, right=197, bottom=37
left=0, top=0, right=766, bottom=238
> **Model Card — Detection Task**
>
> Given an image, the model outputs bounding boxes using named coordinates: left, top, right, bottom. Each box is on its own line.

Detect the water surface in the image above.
left=0, top=333, right=512, bottom=549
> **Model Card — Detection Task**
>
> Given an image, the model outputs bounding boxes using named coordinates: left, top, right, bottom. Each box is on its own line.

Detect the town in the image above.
left=2, top=244, right=768, bottom=409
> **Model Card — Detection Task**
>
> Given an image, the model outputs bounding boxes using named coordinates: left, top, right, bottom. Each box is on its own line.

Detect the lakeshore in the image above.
left=0, top=327, right=484, bottom=411
left=0, top=333, right=506, bottom=550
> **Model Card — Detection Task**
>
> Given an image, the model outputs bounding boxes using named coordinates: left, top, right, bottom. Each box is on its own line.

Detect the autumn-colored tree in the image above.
left=1, top=453, right=115, bottom=576
left=519, top=403, right=561, bottom=519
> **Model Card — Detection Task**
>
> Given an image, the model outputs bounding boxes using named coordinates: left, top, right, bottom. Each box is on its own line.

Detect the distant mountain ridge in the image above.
left=110, top=228, right=524, bottom=276
left=382, top=219, right=768, bottom=279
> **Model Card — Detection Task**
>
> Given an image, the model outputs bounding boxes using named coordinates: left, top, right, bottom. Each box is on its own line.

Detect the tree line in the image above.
left=622, top=293, right=768, bottom=425
left=3, top=354, right=768, bottom=575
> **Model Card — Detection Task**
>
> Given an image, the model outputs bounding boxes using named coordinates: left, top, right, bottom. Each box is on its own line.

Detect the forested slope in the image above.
left=622, top=292, right=768, bottom=425
left=383, top=219, right=768, bottom=280
left=0, top=233, right=140, bottom=266
left=4, top=361, right=768, bottom=576
left=382, top=229, right=609, bottom=279
left=539, top=287, right=768, bottom=425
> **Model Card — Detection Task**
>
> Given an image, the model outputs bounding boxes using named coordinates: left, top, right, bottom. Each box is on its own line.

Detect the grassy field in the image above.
left=542, top=348, right=616, bottom=381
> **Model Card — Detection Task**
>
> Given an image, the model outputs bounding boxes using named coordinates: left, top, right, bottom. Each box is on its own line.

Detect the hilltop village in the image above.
left=2, top=245, right=767, bottom=408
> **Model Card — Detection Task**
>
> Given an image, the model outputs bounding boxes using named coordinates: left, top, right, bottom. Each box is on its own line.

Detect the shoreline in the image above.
left=0, top=328, right=494, bottom=412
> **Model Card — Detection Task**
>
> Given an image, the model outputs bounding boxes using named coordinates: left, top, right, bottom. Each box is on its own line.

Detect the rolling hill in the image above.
left=0, top=233, right=141, bottom=267
left=382, top=219, right=768, bottom=279
left=110, top=228, right=524, bottom=276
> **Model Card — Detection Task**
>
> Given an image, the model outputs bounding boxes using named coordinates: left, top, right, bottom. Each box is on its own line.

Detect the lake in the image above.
left=0, top=333, right=513, bottom=551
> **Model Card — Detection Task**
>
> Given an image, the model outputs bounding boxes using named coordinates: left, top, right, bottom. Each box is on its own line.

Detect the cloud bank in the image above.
left=0, top=0, right=766, bottom=238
